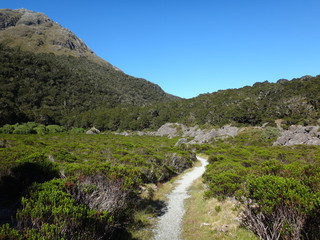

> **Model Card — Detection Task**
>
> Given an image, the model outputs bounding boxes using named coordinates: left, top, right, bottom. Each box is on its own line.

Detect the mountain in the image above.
left=0, top=9, right=178, bottom=126
left=0, top=8, right=115, bottom=68
left=79, top=75, right=320, bottom=131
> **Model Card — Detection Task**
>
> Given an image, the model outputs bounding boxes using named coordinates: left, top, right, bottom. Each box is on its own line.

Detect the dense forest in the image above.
left=1, top=42, right=319, bottom=130
left=0, top=44, right=176, bottom=127
left=73, top=75, right=320, bottom=131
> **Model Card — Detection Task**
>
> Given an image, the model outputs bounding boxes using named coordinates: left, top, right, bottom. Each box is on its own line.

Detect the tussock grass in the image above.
left=182, top=177, right=257, bottom=240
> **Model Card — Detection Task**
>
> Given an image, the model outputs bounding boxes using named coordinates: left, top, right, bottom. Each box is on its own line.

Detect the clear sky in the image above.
left=2, top=0, right=320, bottom=98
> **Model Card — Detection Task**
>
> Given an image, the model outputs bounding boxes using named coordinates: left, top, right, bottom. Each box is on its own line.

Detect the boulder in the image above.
left=86, top=127, right=100, bottom=135
left=273, top=125, right=320, bottom=146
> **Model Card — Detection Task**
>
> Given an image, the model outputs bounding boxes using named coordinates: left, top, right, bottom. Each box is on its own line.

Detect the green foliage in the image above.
left=0, top=224, right=22, bottom=239
left=0, top=133, right=195, bottom=238
left=46, top=124, right=65, bottom=133
left=69, top=127, right=85, bottom=134
left=0, top=152, right=59, bottom=201
left=0, top=124, right=16, bottom=134
left=0, top=44, right=176, bottom=127
left=214, top=205, right=221, bottom=213
left=16, top=179, right=114, bottom=239
left=12, top=124, right=35, bottom=134
left=34, top=124, right=47, bottom=135
left=201, top=129, right=320, bottom=239
left=245, top=175, right=317, bottom=214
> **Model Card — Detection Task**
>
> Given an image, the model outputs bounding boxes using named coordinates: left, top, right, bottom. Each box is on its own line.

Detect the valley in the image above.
left=0, top=8, right=319, bottom=240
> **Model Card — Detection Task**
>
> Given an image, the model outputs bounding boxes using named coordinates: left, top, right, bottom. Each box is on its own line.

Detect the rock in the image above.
left=48, top=154, right=55, bottom=162
left=155, top=123, right=179, bottom=138
left=200, top=222, right=211, bottom=227
left=113, top=123, right=241, bottom=144
left=217, top=125, right=239, bottom=137
left=175, top=138, right=188, bottom=147
left=273, top=125, right=320, bottom=146
left=86, top=127, right=100, bottom=135
left=115, top=131, right=130, bottom=136
left=16, top=9, right=52, bottom=27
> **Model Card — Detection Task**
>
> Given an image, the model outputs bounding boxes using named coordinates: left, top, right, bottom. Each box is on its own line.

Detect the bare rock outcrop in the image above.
left=147, top=123, right=241, bottom=144
left=273, top=125, right=320, bottom=146
left=86, top=127, right=100, bottom=135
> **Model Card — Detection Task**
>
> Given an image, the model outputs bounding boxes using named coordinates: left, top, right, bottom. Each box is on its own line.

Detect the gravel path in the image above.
left=153, top=156, right=208, bottom=240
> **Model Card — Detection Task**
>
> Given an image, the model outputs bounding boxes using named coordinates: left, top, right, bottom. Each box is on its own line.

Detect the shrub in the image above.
left=240, top=175, right=318, bottom=240
left=34, top=124, right=47, bottom=135
left=69, top=127, right=85, bottom=134
left=0, top=124, right=16, bottom=134
left=46, top=125, right=65, bottom=133
left=12, top=124, right=35, bottom=134
left=204, top=171, right=243, bottom=199
left=0, top=224, right=22, bottom=239
left=16, top=179, right=115, bottom=239
left=215, top=205, right=221, bottom=213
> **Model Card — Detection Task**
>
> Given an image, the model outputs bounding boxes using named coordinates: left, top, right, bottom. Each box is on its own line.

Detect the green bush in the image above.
left=46, top=125, right=65, bottom=133
left=12, top=124, right=35, bottom=134
left=16, top=179, right=114, bottom=239
left=245, top=175, right=316, bottom=214
left=204, top=171, right=243, bottom=199
left=34, top=124, right=47, bottom=135
left=0, top=124, right=16, bottom=134
left=0, top=224, right=22, bottom=239
left=69, top=127, right=85, bottom=134
left=241, top=175, right=319, bottom=240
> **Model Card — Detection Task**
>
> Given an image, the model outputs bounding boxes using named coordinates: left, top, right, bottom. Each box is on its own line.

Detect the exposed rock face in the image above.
left=123, top=123, right=241, bottom=144
left=0, top=8, right=118, bottom=69
left=273, top=125, right=320, bottom=146
left=16, top=8, right=53, bottom=27
left=155, top=123, right=180, bottom=138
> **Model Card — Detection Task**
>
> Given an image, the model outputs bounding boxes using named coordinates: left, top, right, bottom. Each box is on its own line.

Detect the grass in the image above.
left=129, top=176, right=181, bottom=239
left=130, top=154, right=257, bottom=240
left=182, top=178, right=258, bottom=240
left=129, top=155, right=205, bottom=239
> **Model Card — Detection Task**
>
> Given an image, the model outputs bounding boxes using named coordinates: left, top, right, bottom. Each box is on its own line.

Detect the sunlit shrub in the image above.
left=46, top=125, right=65, bottom=133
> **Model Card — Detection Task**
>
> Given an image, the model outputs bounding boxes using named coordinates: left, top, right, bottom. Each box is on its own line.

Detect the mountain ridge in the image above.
left=0, top=8, right=178, bottom=126
left=0, top=8, right=120, bottom=70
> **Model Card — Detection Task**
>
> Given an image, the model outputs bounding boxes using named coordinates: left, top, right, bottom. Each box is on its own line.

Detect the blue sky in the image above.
left=2, top=0, right=320, bottom=98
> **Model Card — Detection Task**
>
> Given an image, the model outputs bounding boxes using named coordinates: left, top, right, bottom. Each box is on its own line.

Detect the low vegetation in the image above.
left=0, top=132, right=195, bottom=239
left=183, top=177, right=257, bottom=240
left=200, top=127, right=320, bottom=240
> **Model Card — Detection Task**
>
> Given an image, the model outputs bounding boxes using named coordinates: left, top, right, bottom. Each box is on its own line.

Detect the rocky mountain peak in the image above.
left=15, top=8, right=53, bottom=27
left=0, top=8, right=117, bottom=69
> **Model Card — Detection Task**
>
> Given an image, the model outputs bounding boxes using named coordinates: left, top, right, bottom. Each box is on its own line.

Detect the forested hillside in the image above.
left=0, top=45, right=177, bottom=126
left=0, top=8, right=177, bottom=127
left=73, top=75, right=320, bottom=131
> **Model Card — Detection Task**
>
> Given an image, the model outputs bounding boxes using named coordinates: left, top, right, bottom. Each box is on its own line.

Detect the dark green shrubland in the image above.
left=202, top=128, right=320, bottom=240
left=0, top=133, right=196, bottom=239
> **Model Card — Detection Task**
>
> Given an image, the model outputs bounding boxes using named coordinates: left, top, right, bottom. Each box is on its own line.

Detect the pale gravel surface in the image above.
left=153, top=156, right=208, bottom=240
